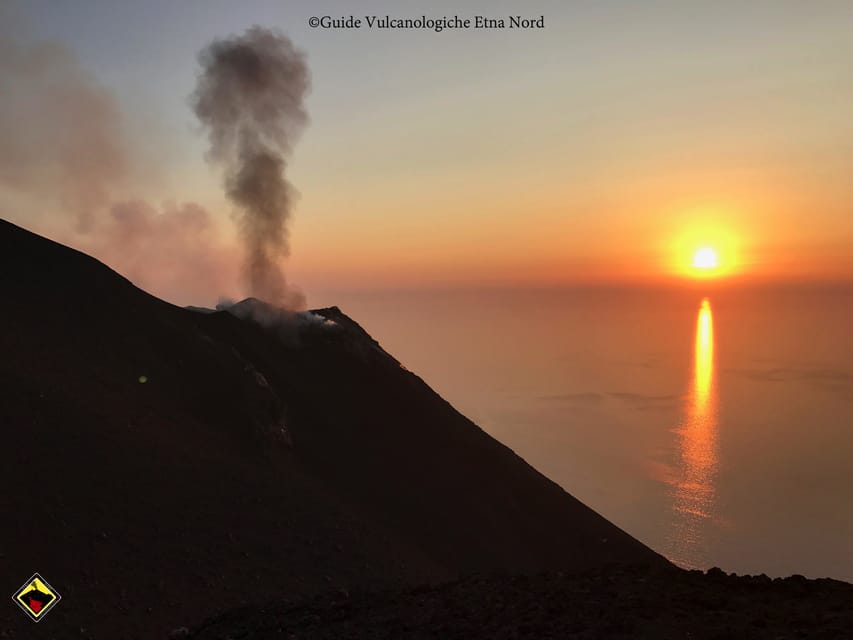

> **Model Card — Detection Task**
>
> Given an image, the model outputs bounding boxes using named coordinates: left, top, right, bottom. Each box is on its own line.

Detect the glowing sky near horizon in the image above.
left=3, top=0, right=853, bottom=304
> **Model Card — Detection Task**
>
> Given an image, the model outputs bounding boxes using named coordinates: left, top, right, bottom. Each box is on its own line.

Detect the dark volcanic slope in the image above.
left=212, top=301, right=663, bottom=574
left=0, top=219, right=664, bottom=638
left=187, top=567, right=853, bottom=640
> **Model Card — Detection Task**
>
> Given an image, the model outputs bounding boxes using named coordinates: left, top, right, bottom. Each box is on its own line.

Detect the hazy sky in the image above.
left=2, top=0, right=852, bottom=304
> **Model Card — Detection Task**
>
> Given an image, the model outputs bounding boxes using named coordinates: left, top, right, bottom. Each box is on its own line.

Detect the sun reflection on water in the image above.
left=668, top=297, right=719, bottom=568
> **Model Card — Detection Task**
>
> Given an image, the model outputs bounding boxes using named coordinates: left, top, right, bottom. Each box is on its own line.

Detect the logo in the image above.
left=12, top=573, right=61, bottom=622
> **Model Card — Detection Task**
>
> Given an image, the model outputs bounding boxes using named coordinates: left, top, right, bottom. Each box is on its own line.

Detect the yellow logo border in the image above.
left=11, top=573, right=61, bottom=623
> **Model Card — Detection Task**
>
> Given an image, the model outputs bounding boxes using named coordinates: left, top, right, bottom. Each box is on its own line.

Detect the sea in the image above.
left=311, top=285, right=853, bottom=581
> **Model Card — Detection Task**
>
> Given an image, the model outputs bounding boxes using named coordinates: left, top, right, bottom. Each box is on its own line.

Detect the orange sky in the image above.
left=3, top=1, right=852, bottom=305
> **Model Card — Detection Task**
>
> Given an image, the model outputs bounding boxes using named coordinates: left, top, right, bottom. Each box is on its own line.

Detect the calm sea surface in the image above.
left=311, top=286, right=853, bottom=581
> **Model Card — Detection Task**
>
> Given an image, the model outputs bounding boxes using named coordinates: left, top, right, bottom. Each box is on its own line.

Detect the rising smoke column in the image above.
left=192, top=27, right=310, bottom=307
left=0, top=23, right=241, bottom=305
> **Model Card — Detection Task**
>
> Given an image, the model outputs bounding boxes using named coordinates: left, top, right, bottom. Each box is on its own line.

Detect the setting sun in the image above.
left=692, top=247, right=719, bottom=270
left=667, top=218, right=741, bottom=280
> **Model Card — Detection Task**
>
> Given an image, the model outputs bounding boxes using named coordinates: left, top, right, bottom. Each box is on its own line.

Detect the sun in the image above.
left=692, top=247, right=719, bottom=270
left=668, top=213, right=740, bottom=279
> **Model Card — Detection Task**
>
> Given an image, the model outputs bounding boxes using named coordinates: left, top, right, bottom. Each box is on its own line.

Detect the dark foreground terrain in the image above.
left=2, top=219, right=850, bottom=639
left=187, top=566, right=853, bottom=640
left=1, top=219, right=662, bottom=637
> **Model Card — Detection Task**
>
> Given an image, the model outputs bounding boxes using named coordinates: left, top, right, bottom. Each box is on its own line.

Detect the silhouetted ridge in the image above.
left=0, top=218, right=667, bottom=638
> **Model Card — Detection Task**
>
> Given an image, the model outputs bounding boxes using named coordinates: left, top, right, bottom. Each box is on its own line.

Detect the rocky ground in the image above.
left=1, top=219, right=663, bottom=638
left=5, top=220, right=849, bottom=640
left=185, top=566, right=853, bottom=640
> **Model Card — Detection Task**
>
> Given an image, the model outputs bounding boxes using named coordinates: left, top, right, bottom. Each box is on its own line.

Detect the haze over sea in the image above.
left=312, top=285, right=853, bottom=581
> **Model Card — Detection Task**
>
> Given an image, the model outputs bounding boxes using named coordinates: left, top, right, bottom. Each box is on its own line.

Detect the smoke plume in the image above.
left=192, top=27, right=310, bottom=309
left=86, top=200, right=241, bottom=304
left=0, top=27, right=124, bottom=232
left=0, top=22, right=241, bottom=305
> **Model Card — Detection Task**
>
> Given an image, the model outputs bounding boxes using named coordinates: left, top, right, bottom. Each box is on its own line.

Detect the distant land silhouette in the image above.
left=1, top=218, right=850, bottom=639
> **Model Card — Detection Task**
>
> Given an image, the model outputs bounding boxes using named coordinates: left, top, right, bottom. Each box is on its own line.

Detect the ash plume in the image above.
left=192, top=26, right=310, bottom=309
left=0, top=21, right=240, bottom=305
left=0, top=25, right=124, bottom=233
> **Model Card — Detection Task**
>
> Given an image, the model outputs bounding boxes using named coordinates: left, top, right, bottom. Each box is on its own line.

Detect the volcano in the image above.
left=0, top=218, right=665, bottom=637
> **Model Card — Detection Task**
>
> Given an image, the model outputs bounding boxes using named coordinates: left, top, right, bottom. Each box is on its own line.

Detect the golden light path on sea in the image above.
left=667, top=298, right=719, bottom=568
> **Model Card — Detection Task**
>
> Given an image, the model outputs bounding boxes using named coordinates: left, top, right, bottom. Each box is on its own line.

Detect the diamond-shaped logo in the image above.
left=12, top=573, right=61, bottom=622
